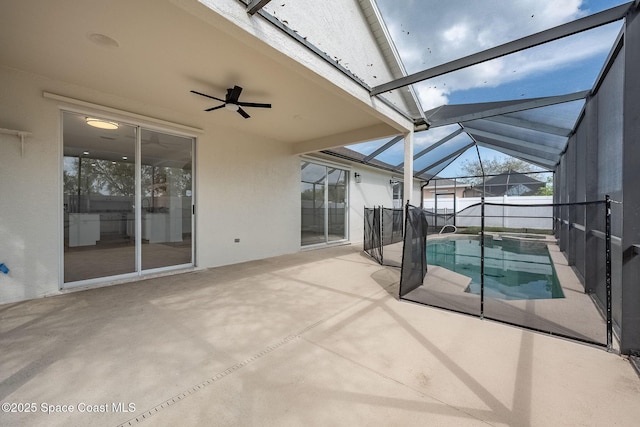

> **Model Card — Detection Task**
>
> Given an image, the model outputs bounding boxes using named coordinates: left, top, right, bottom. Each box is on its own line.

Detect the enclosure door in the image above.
left=62, top=111, right=194, bottom=285
left=301, top=161, right=348, bottom=246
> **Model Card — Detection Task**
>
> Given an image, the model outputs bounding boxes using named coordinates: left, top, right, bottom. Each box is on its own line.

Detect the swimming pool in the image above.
left=426, top=236, right=564, bottom=300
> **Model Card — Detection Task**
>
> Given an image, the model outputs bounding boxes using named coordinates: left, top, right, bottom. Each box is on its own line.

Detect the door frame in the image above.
left=59, top=105, right=198, bottom=289
left=300, top=158, right=350, bottom=248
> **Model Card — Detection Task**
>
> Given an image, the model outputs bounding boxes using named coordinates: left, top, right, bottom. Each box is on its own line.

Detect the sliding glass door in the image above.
left=327, top=168, right=347, bottom=242
left=62, top=111, right=194, bottom=285
left=301, top=161, right=348, bottom=246
left=140, top=129, right=192, bottom=271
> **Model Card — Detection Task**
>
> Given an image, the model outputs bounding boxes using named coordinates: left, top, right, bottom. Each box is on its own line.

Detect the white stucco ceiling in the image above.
left=0, top=0, right=406, bottom=148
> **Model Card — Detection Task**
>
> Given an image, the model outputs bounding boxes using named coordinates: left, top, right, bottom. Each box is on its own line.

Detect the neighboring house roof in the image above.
left=422, top=178, right=461, bottom=189
left=479, top=170, right=546, bottom=196
left=484, top=171, right=545, bottom=186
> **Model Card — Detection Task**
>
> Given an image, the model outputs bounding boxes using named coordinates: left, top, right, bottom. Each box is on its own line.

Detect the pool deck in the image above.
left=1, top=244, right=639, bottom=426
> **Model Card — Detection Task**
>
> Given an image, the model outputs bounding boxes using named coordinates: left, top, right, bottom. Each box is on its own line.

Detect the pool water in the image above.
left=426, top=237, right=564, bottom=300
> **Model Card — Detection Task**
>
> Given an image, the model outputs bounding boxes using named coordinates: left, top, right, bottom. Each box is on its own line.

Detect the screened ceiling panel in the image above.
left=410, top=21, right=622, bottom=110
left=347, top=137, right=398, bottom=156
left=506, top=99, right=585, bottom=130
left=415, top=123, right=461, bottom=146
left=413, top=132, right=473, bottom=172
left=461, top=118, right=567, bottom=150
left=375, top=0, right=628, bottom=75
left=317, top=1, right=626, bottom=181
left=469, top=131, right=560, bottom=158
left=341, top=135, right=405, bottom=167
left=422, top=92, right=589, bottom=128
left=418, top=145, right=475, bottom=179
left=472, top=134, right=558, bottom=168
left=372, top=137, right=405, bottom=165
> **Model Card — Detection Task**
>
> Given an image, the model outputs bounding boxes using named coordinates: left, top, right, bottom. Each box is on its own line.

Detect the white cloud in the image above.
left=414, top=124, right=461, bottom=150
left=415, top=85, right=450, bottom=111
left=377, top=0, right=622, bottom=107
left=383, top=0, right=585, bottom=71
left=442, top=23, right=472, bottom=47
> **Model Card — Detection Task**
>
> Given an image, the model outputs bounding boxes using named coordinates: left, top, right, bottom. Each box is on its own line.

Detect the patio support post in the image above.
left=403, top=131, right=414, bottom=205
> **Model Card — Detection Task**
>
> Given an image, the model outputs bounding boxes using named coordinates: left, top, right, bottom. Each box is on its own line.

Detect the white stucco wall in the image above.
left=305, top=155, right=421, bottom=245
left=0, top=68, right=62, bottom=302
left=350, top=165, right=421, bottom=244
left=0, top=66, right=301, bottom=303
left=0, top=0, right=419, bottom=303
left=197, top=127, right=300, bottom=267
left=0, top=66, right=413, bottom=303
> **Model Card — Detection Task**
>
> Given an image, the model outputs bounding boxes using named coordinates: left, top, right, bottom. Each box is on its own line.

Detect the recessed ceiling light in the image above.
left=122, top=156, right=128, bottom=160
left=86, top=117, right=119, bottom=130
left=83, top=151, right=89, bottom=155
left=112, top=161, right=117, bottom=165
left=87, top=32, right=120, bottom=48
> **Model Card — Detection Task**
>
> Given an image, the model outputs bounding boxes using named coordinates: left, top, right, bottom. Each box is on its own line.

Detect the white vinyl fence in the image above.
left=423, top=196, right=553, bottom=230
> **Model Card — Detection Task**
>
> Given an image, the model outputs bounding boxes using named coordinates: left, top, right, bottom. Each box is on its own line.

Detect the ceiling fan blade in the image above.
left=228, top=85, right=243, bottom=103
left=190, top=90, right=225, bottom=103
left=237, top=107, right=250, bottom=119
left=237, top=102, right=271, bottom=108
left=204, top=104, right=226, bottom=112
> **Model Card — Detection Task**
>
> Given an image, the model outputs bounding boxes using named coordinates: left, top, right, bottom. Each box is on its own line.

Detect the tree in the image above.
left=536, top=176, right=554, bottom=196
left=459, top=157, right=541, bottom=185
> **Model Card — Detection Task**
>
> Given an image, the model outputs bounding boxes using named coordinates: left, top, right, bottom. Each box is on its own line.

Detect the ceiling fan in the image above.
left=190, top=85, right=271, bottom=119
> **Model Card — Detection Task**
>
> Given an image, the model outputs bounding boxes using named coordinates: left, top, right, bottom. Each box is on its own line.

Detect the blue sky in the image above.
left=348, top=0, right=628, bottom=178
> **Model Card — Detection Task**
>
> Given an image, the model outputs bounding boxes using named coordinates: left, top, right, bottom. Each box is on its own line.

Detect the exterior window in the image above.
left=392, top=181, right=403, bottom=209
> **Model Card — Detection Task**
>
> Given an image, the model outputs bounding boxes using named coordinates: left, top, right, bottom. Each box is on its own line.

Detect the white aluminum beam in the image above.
left=370, top=3, right=632, bottom=95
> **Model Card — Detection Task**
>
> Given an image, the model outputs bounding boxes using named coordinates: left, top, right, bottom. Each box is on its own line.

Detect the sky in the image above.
left=348, top=0, right=628, bottom=179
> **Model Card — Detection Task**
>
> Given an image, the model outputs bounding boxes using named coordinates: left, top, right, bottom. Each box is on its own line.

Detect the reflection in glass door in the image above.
left=141, top=129, right=192, bottom=271
left=327, top=168, right=346, bottom=242
left=63, top=113, right=137, bottom=283
left=301, top=162, right=326, bottom=245
left=62, top=111, right=194, bottom=285
left=301, top=161, right=347, bottom=246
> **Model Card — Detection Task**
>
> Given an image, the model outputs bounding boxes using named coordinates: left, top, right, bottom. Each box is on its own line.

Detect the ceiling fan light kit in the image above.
left=191, top=85, right=271, bottom=119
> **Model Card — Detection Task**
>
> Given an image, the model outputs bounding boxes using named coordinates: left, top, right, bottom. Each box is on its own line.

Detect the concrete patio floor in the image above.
left=1, top=244, right=639, bottom=426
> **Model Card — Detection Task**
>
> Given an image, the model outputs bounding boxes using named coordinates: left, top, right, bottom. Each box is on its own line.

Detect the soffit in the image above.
left=0, top=0, right=401, bottom=146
